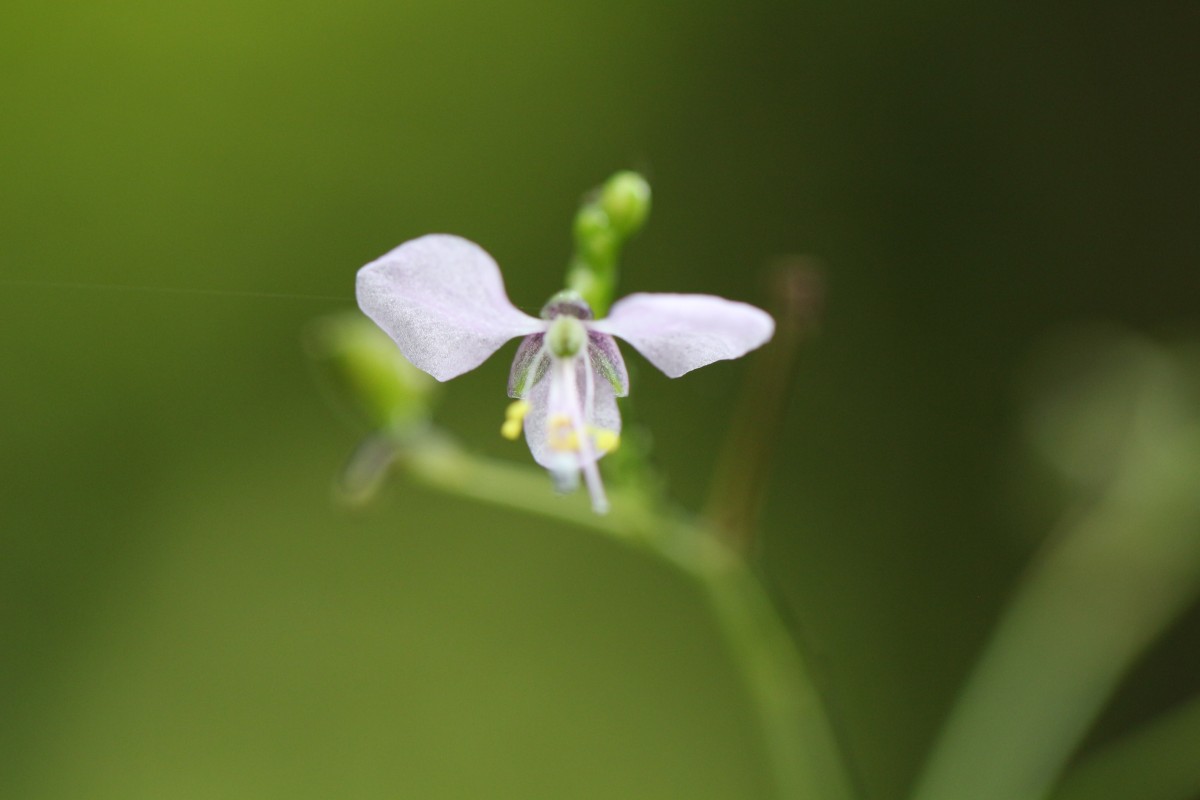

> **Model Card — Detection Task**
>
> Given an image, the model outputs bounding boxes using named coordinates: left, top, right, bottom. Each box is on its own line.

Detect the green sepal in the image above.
left=508, top=334, right=549, bottom=398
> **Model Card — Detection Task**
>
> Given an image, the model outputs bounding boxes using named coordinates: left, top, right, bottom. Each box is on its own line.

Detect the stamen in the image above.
left=591, top=428, right=620, bottom=452
left=548, top=413, right=578, bottom=451
left=559, top=359, right=610, bottom=514
left=500, top=400, right=530, bottom=440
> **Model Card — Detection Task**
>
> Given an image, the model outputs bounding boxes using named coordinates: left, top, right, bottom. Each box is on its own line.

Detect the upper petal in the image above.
left=588, top=331, right=629, bottom=397
left=508, top=333, right=549, bottom=399
left=592, top=293, right=774, bottom=378
left=356, top=234, right=543, bottom=381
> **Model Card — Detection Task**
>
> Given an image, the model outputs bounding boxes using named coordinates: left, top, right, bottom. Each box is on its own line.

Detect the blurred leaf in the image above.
left=1051, top=692, right=1200, bottom=800
left=912, top=331, right=1200, bottom=800
left=305, top=312, right=437, bottom=433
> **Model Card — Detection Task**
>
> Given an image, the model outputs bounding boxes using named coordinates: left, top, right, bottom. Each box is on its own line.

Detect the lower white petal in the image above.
left=523, top=357, right=621, bottom=470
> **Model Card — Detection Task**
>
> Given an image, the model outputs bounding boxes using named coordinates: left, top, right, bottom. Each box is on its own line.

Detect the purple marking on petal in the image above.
left=508, top=333, right=549, bottom=398
left=540, top=291, right=594, bottom=320
left=587, top=331, right=629, bottom=397
left=592, top=293, right=774, bottom=378
left=356, top=234, right=544, bottom=381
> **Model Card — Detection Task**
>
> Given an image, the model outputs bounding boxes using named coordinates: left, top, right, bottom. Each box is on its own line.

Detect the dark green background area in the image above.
left=2, top=2, right=1196, bottom=798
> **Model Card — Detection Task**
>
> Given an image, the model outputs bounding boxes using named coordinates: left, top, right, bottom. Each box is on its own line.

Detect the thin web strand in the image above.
left=0, top=278, right=347, bottom=303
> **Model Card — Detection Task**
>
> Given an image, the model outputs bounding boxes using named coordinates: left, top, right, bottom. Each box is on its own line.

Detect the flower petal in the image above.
left=592, top=293, right=774, bottom=378
left=508, top=333, right=550, bottom=399
left=523, top=356, right=621, bottom=470
left=356, top=234, right=543, bottom=381
left=588, top=331, right=629, bottom=397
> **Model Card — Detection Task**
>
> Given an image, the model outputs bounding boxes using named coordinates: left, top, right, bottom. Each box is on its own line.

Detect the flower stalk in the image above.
left=706, top=260, right=824, bottom=553
left=394, top=426, right=855, bottom=800
left=566, top=171, right=651, bottom=316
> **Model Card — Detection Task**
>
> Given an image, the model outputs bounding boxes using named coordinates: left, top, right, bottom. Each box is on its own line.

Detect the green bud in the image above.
left=572, top=205, right=618, bottom=265
left=564, top=264, right=599, bottom=309
left=599, top=171, right=651, bottom=238
left=546, top=316, right=587, bottom=359
left=304, top=312, right=436, bottom=432
left=565, top=171, right=654, bottom=317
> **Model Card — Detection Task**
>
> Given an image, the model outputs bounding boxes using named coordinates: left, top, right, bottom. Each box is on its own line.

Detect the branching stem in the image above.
left=399, top=431, right=855, bottom=800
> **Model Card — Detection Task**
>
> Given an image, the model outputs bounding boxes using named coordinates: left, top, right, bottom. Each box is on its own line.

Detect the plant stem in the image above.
left=700, top=550, right=856, bottom=800
left=909, top=422, right=1200, bottom=800
left=1049, top=692, right=1200, bottom=800
left=399, top=432, right=855, bottom=800
left=706, top=261, right=823, bottom=553
left=401, top=431, right=651, bottom=537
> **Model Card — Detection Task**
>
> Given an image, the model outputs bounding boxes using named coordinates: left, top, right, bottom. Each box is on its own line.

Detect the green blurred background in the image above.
left=2, top=1, right=1197, bottom=798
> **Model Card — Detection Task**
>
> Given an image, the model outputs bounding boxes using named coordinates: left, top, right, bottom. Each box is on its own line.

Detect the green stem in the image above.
left=701, top=553, right=856, bottom=800
left=400, top=432, right=854, bottom=800
left=401, top=432, right=653, bottom=537
left=706, top=261, right=822, bottom=553
left=1049, top=692, right=1200, bottom=800
left=910, top=426, right=1200, bottom=800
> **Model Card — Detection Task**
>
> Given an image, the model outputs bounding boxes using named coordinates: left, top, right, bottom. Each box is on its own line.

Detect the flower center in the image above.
left=544, top=413, right=620, bottom=454
left=546, top=316, right=586, bottom=359
left=539, top=289, right=594, bottom=320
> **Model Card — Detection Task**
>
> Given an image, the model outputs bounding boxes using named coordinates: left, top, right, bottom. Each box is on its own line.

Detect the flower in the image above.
left=356, top=234, right=774, bottom=513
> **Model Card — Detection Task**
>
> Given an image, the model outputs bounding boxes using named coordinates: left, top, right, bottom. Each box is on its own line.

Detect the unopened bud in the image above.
left=599, top=171, right=651, bottom=238
left=572, top=205, right=618, bottom=265
left=305, top=312, right=437, bottom=432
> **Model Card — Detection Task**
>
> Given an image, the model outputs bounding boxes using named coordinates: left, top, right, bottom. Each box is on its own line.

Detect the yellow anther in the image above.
left=506, top=400, right=530, bottom=421
left=548, top=413, right=578, bottom=452
left=501, top=400, right=531, bottom=440
left=591, top=428, right=620, bottom=452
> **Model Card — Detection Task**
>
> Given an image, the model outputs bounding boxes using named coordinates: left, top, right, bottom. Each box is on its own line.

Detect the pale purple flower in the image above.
left=356, top=234, right=775, bottom=513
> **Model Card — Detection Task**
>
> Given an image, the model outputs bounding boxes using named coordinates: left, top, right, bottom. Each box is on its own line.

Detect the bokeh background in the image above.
left=2, top=1, right=1197, bottom=798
